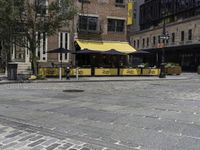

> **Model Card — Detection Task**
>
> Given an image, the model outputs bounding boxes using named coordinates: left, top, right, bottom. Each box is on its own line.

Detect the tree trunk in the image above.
left=32, top=54, right=38, bottom=76
left=30, top=42, right=38, bottom=76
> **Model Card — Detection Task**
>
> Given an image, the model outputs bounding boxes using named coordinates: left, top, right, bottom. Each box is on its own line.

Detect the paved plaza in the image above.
left=0, top=74, right=200, bottom=149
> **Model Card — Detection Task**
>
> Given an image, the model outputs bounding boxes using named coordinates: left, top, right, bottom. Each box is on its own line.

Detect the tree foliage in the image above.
left=0, top=0, right=76, bottom=75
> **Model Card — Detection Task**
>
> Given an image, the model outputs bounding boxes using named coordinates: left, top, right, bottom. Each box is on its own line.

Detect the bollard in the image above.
left=76, top=67, right=79, bottom=80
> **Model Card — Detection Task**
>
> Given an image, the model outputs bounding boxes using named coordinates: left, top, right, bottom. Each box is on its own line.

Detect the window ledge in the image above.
left=115, top=3, right=125, bottom=8
left=78, top=0, right=90, bottom=4
left=107, top=31, right=125, bottom=34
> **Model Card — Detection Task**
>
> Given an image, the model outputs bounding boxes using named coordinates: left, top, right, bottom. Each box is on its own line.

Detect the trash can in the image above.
left=7, top=64, right=18, bottom=80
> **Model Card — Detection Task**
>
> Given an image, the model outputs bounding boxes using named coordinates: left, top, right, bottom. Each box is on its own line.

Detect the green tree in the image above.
left=0, top=0, right=76, bottom=75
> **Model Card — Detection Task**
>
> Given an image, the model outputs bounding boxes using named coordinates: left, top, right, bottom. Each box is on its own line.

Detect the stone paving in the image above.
left=0, top=123, right=100, bottom=150
left=0, top=120, right=110, bottom=150
left=0, top=73, right=199, bottom=149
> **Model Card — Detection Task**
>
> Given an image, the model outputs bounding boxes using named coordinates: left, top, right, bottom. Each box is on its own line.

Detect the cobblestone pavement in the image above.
left=0, top=73, right=200, bottom=149
left=0, top=123, right=88, bottom=150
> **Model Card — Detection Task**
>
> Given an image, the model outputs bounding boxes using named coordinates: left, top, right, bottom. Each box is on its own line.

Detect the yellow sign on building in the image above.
left=127, top=2, right=133, bottom=25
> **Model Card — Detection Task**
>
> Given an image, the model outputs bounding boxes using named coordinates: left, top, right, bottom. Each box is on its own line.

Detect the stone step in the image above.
left=17, top=63, right=32, bottom=75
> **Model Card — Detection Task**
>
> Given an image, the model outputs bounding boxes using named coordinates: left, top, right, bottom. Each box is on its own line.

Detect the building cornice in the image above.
left=132, top=15, right=200, bottom=36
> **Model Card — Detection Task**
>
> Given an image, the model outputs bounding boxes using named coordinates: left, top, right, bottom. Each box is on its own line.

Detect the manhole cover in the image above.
left=63, top=89, right=84, bottom=92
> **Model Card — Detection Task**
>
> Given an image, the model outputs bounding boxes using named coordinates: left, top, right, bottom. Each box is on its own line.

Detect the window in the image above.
left=172, top=33, right=175, bottom=43
left=153, top=36, right=156, bottom=45
left=79, top=16, right=98, bottom=31
left=147, top=38, right=149, bottom=47
left=115, top=0, right=125, bottom=7
left=78, top=0, right=90, bottom=3
left=108, top=19, right=125, bottom=32
left=58, top=32, right=70, bottom=62
left=137, top=40, right=140, bottom=48
left=36, top=32, right=47, bottom=61
left=181, top=31, right=185, bottom=41
left=36, top=0, right=48, bottom=15
left=133, top=40, right=136, bottom=48
left=142, top=38, right=145, bottom=48
left=158, top=35, right=161, bottom=43
left=116, top=0, right=124, bottom=3
left=188, top=29, right=192, bottom=40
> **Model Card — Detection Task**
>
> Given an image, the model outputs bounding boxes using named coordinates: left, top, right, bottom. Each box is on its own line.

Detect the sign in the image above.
left=120, top=68, right=141, bottom=75
left=142, top=69, right=160, bottom=76
left=95, top=68, right=118, bottom=76
left=70, top=68, right=91, bottom=76
left=127, top=2, right=133, bottom=25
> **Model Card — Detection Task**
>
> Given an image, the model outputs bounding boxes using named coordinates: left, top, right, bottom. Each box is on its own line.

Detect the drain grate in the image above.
left=63, top=89, right=84, bottom=93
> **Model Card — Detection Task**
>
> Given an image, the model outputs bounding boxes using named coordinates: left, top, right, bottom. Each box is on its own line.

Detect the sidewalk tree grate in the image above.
left=63, top=89, right=84, bottom=93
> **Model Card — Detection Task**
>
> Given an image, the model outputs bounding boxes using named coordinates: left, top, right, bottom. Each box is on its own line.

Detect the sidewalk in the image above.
left=0, top=73, right=197, bottom=84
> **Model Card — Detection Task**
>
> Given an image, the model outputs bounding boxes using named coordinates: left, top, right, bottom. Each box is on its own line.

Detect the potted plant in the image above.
left=165, top=63, right=182, bottom=75
left=197, top=66, right=200, bottom=74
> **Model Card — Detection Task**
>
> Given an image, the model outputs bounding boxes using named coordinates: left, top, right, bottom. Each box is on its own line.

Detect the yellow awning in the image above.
left=75, top=39, right=136, bottom=54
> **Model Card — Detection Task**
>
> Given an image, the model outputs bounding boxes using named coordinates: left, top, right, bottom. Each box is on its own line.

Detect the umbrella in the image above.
left=101, top=49, right=124, bottom=55
left=47, top=47, right=71, bottom=53
left=47, top=47, right=71, bottom=80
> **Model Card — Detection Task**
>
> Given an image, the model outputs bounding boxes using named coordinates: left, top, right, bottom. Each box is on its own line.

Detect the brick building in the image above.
left=5, top=0, right=134, bottom=76
left=130, top=0, right=200, bottom=72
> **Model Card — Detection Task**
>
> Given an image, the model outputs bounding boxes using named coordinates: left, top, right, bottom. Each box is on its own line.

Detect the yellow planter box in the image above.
left=70, top=68, right=91, bottom=76
left=142, top=68, right=160, bottom=76
left=119, top=68, right=141, bottom=76
left=95, top=68, right=118, bottom=76
left=38, top=68, right=65, bottom=77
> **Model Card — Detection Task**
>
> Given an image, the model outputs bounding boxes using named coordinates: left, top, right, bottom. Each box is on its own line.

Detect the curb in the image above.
left=0, top=77, right=190, bottom=85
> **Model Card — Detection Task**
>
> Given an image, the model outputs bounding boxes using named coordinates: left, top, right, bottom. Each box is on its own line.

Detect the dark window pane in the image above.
left=181, top=31, right=185, bottom=41
left=137, top=40, right=140, bottom=48
left=88, top=17, right=97, bottom=31
left=147, top=38, right=149, bottom=47
left=116, top=20, right=124, bottom=32
left=172, top=33, right=175, bottom=42
left=60, top=33, right=63, bottom=48
left=116, top=0, right=123, bottom=3
left=108, top=19, right=124, bottom=32
left=188, top=29, right=192, bottom=40
left=108, top=19, right=116, bottom=32
left=79, top=16, right=97, bottom=31
left=153, top=36, right=156, bottom=45
left=79, top=16, right=88, bottom=30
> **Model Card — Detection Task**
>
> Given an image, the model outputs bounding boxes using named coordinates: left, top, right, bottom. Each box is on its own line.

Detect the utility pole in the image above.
left=159, top=9, right=169, bottom=78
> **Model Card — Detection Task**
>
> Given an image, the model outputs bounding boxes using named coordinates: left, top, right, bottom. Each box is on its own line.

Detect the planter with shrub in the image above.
left=197, top=66, right=200, bottom=74
left=165, top=63, right=182, bottom=75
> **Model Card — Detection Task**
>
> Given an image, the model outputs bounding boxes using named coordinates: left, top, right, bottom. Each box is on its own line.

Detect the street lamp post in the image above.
left=159, top=12, right=169, bottom=78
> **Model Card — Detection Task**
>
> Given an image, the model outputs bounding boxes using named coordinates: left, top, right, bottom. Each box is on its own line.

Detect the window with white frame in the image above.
left=35, top=0, right=48, bottom=15
left=58, top=32, right=70, bottom=62
left=36, top=32, right=47, bottom=61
